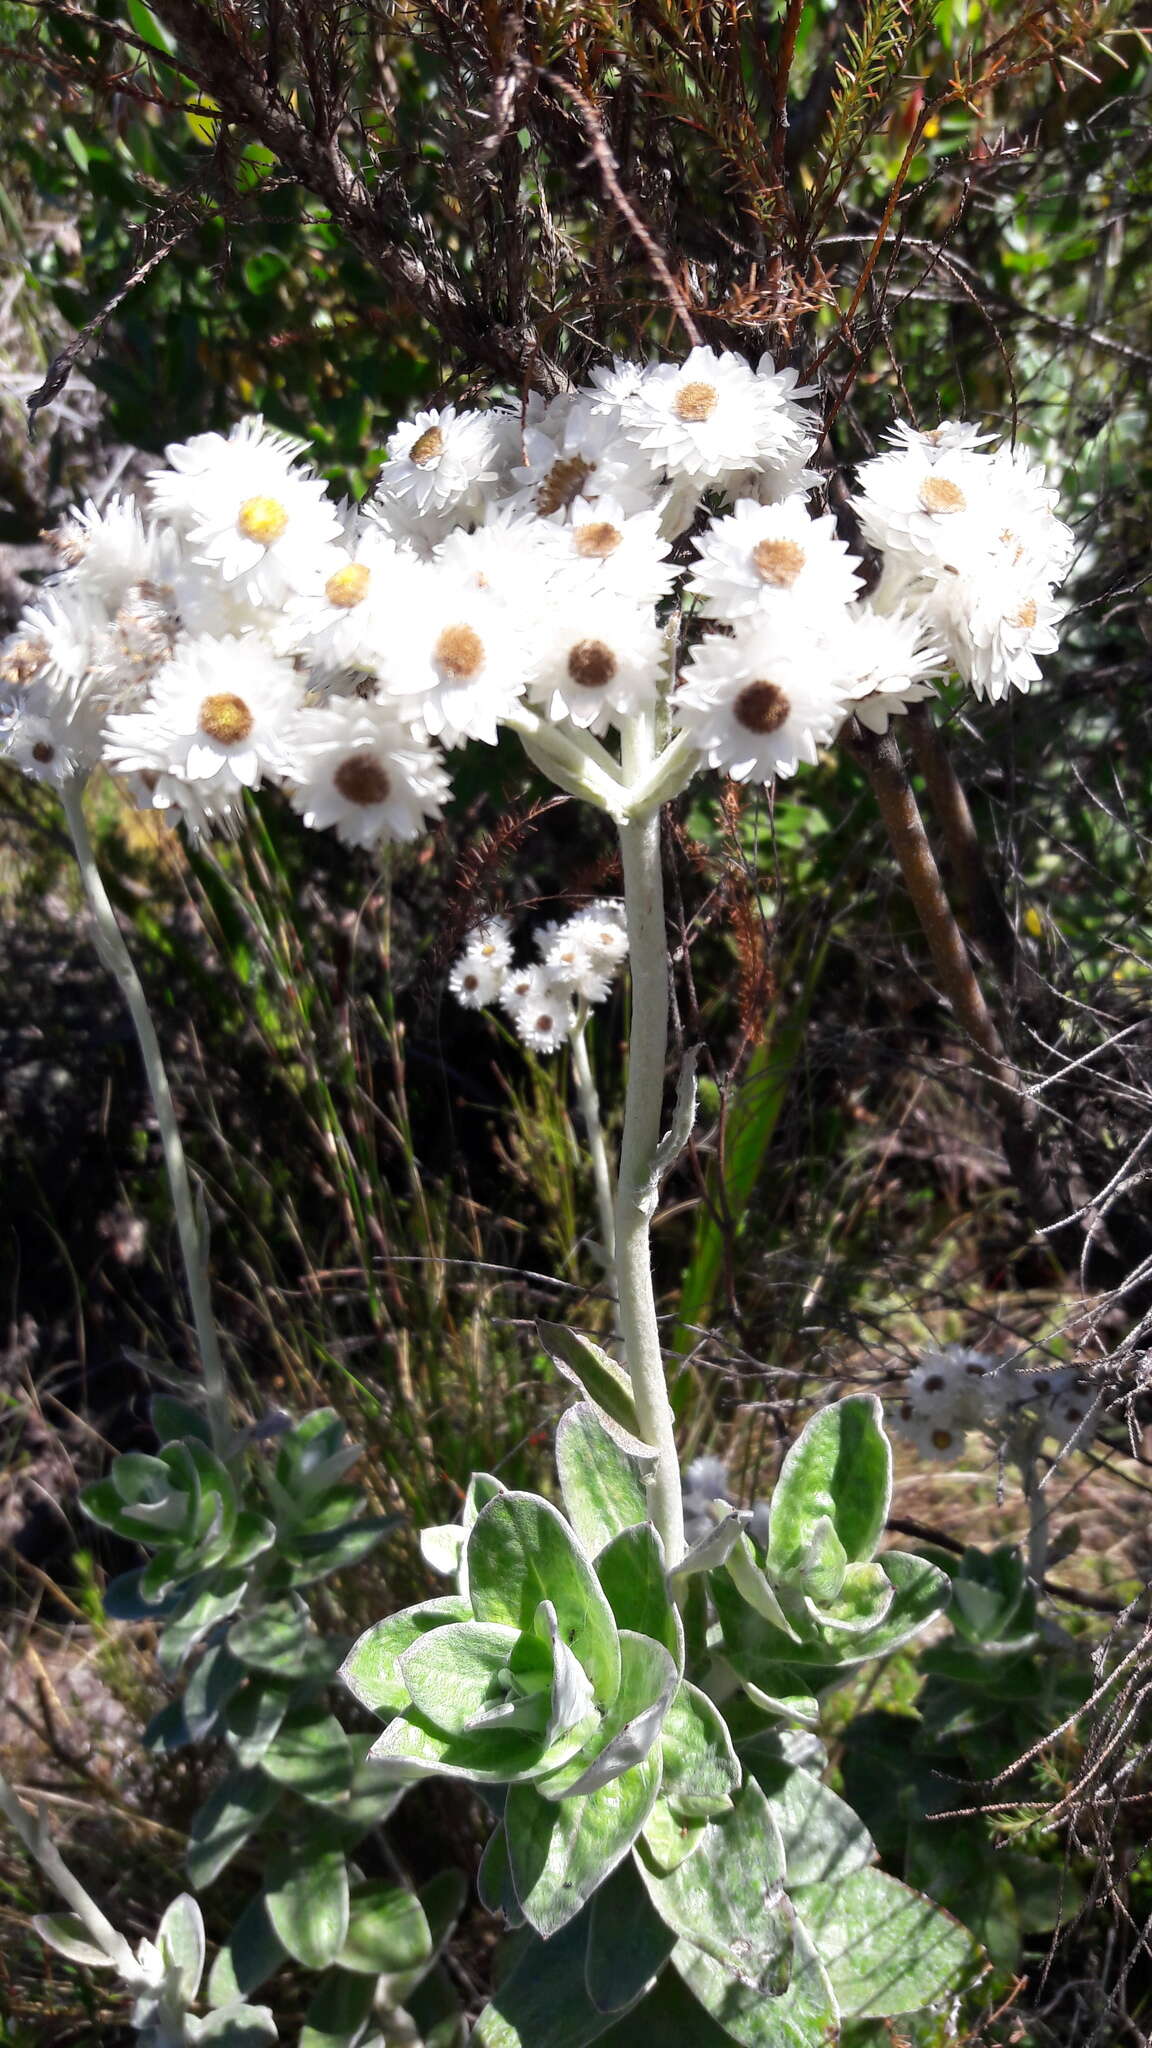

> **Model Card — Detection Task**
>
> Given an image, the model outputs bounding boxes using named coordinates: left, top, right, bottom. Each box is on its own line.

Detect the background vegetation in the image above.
left=0, top=1, right=1150, bottom=2041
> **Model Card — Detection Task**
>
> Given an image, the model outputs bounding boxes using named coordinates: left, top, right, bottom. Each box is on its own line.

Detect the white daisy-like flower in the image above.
left=49, top=494, right=179, bottom=603
left=375, top=405, right=504, bottom=531
left=504, top=399, right=657, bottom=519
left=566, top=905, right=629, bottom=970
left=434, top=505, right=558, bottom=607
left=688, top=497, right=862, bottom=620
left=673, top=624, right=849, bottom=784
left=928, top=562, right=1062, bottom=701
left=281, top=524, right=421, bottom=670
left=498, top=962, right=540, bottom=1017
left=150, top=415, right=342, bottom=604
left=976, top=444, right=1074, bottom=583
left=103, top=633, right=300, bottom=791
left=852, top=435, right=994, bottom=574
left=1043, top=1383, right=1097, bottom=1449
left=449, top=953, right=505, bottom=1009
left=907, top=1345, right=1007, bottom=1428
left=526, top=595, right=664, bottom=732
left=508, top=966, right=576, bottom=1054
left=2, top=704, right=82, bottom=785
left=124, top=766, right=243, bottom=840
left=377, top=572, right=529, bottom=746
left=462, top=917, right=514, bottom=971
left=282, top=699, right=449, bottom=848
left=541, top=924, right=612, bottom=1004
left=615, top=347, right=818, bottom=500
left=539, top=494, right=676, bottom=605
left=887, top=419, right=995, bottom=460
left=832, top=605, right=943, bottom=733
left=892, top=1402, right=966, bottom=1463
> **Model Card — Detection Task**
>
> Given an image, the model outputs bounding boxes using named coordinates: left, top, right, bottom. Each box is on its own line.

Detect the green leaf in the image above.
left=298, top=1967, right=377, bottom=2048
left=158, top=1574, right=250, bottom=1677
left=595, top=1961, right=736, bottom=2045
left=152, top=1393, right=213, bottom=1445
left=723, top=1534, right=802, bottom=1640
left=658, top=1682, right=741, bottom=1820
left=340, top=1597, right=472, bottom=1717
left=636, top=1778, right=791, bottom=1990
left=265, top=1848, right=350, bottom=1970
left=205, top=1894, right=285, bottom=2006
left=31, top=1913, right=116, bottom=1969
left=228, top=1601, right=344, bottom=1681
left=157, top=1893, right=205, bottom=2000
left=640, top=1800, right=710, bottom=1873
left=468, top=1492, right=622, bottom=1710
left=473, top=1907, right=627, bottom=2048
left=811, top=1561, right=893, bottom=1636
left=184, top=1644, right=247, bottom=1743
left=337, top=1882, right=432, bottom=1976
left=290, top=1516, right=398, bottom=1585
left=260, top=1706, right=355, bottom=1801
left=224, top=1677, right=296, bottom=1765
left=538, top=1325, right=646, bottom=1442
left=102, top=1569, right=172, bottom=1622
left=670, top=1911, right=839, bottom=2047
left=767, top=1395, right=891, bottom=1578
left=793, top=1868, right=985, bottom=2017
left=186, top=1767, right=281, bottom=1890
left=751, top=1762, right=875, bottom=1889
left=478, top=1822, right=525, bottom=1927
left=555, top=1405, right=650, bottom=1559
left=366, top=1702, right=589, bottom=1786
left=400, top=1621, right=531, bottom=1736
left=534, top=1631, right=678, bottom=1800
left=315, top=1755, right=406, bottom=1843
left=194, top=2001, right=277, bottom=2046
left=793, top=1515, right=848, bottom=1605
left=585, top=1858, right=676, bottom=2014
left=595, top=1524, right=682, bottom=1667
left=506, top=1752, right=662, bottom=1938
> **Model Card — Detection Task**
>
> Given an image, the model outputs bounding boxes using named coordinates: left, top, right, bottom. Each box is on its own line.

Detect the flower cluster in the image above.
left=891, top=1343, right=1096, bottom=1462
left=449, top=905, right=628, bottom=1054
left=1, top=352, right=1071, bottom=839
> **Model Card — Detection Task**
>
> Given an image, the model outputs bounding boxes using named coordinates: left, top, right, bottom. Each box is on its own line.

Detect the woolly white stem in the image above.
left=504, top=704, right=624, bottom=811
left=0, top=1770, right=137, bottom=1976
left=569, top=1009, right=617, bottom=1275
left=60, top=775, right=232, bottom=1459
left=614, top=712, right=685, bottom=1568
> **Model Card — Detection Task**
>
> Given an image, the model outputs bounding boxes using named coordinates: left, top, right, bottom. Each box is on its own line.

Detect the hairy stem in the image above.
left=0, top=1770, right=137, bottom=1976
left=570, top=1009, right=617, bottom=1278
left=615, top=715, right=685, bottom=1568
left=61, top=776, right=232, bottom=1457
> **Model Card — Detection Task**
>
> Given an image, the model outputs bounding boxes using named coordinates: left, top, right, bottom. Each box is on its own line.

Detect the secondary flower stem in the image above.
left=0, top=1770, right=137, bottom=1976
left=569, top=1009, right=617, bottom=1277
left=616, top=716, right=685, bottom=1568
left=60, top=776, right=232, bottom=1459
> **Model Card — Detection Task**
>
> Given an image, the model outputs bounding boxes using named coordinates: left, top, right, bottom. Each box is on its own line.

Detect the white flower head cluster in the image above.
left=853, top=422, right=1073, bottom=701
left=0, top=358, right=1070, bottom=839
left=449, top=903, right=628, bottom=1054
left=892, top=1343, right=1097, bottom=1462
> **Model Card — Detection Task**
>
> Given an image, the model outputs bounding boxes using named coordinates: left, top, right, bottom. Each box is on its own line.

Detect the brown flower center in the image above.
left=199, top=693, right=254, bottom=746
left=534, top=1013, right=555, bottom=1033
left=237, top=495, right=289, bottom=544
left=326, top=562, right=372, bottom=609
left=567, top=640, right=617, bottom=691
left=752, top=538, right=807, bottom=587
left=919, top=476, right=966, bottom=514
left=733, top=680, right=791, bottom=734
left=674, top=380, right=719, bottom=424
left=1013, top=598, right=1038, bottom=629
left=536, top=456, right=593, bottom=517
left=409, top=425, right=445, bottom=466
left=931, top=1428, right=955, bottom=1451
left=573, top=521, right=622, bottom=559
left=0, top=636, right=48, bottom=688
left=31, top=740, right=55, bottom=764
left=435, top=624, right=485, bottom=679
left=333, top=753, right=391, bottom=806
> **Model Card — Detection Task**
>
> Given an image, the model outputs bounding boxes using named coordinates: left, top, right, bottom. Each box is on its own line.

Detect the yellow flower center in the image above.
left=674, top=381, right=719, bottom=424
left=567, top=640, right=617, bottom=690
left=237, top=496, right=289, bottom=544
left=752, top=538, right=807, bottom=587
left=574, top=521, right=623, bottom=559
left=918, top=476, right=966, bottom=514
left=1013, top=598, right=1038, bottom=629
left=199, top=692, right=254, bottom=746
left=435, top=624, right=485, bottom=679
left=326, top=562, right=372, bottom=609
left=0, top=636, right=48, bottom=688
left=333, top=754, right=391, bottom=805
left=409, top=426, right=445, bottom=466
left=733, top=680, right=791, bottom=734
left=536, top=456, right=593, bottom=517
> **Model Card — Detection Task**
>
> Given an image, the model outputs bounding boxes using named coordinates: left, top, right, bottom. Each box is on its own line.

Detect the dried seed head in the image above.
left=0, top=636, right=48, bottom=688
left=1013, top=598, right=1038, bottom=629
left=409, top=426, right=444, bottom=466
left=199, top=692, right=254, bottom=746
left=237, top=496, right=289, bottom=544
left=333, top=753, right=391, bottom=806
left=733, top=680, right=791, bottom=734
left=573, top=521, right=622, bottom=560
left=536, top=456, right=593, bottom=517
